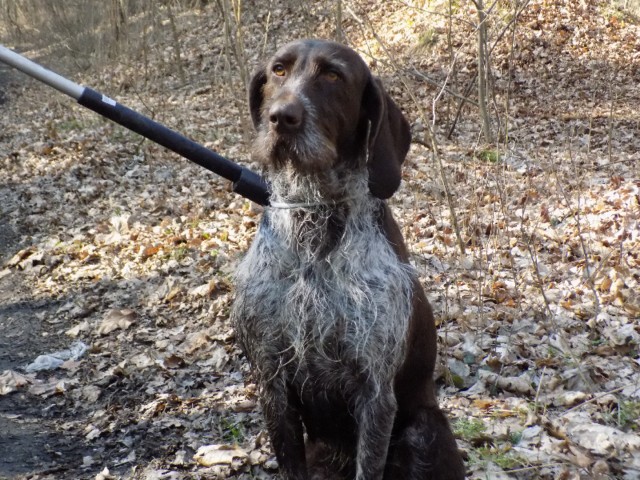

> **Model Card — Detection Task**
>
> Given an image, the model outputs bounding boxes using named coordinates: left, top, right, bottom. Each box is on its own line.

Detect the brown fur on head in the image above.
left=248, top=39, right=410, bottom=199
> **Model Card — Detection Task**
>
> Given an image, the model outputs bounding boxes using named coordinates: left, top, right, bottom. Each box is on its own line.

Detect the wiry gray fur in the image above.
left=232, top=166, right=415, bottom=396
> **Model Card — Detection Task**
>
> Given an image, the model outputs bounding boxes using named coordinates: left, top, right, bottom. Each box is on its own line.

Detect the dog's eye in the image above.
left=273, top=64, right=286, bottom=77
left=324, top=70, right=340, bottom=82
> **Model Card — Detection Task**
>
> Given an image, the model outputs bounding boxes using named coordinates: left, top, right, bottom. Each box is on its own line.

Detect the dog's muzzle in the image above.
left=268, top=95, right=305, bottom=135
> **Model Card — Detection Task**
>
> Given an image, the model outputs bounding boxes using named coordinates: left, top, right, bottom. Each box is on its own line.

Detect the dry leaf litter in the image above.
left=0, top=1, right=639, bottom=479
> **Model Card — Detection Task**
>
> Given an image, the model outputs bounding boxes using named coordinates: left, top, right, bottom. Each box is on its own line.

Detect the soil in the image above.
left=0, top=63, right=81, bottom=480
left=0, top=245, right=82, bottom=475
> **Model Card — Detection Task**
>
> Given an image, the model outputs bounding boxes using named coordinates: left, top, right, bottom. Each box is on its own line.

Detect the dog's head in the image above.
left=249, top=39, right=411, bottom=199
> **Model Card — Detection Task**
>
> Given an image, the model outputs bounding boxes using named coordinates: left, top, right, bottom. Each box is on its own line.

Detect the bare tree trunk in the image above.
left=474, top=0, right=494, bottom=144
left=231, top=0, right=248, bottom=90
left=141, top=0, right=151, bottom=84
left=218, top=0, right=248, bottom=88
left=2, top=0, right=23, bottom=39
left=148, top=1, right=167, bottom=78
left=335, top=0, right=343, bottom=42
left=503, top=0, right=521, bottom=143
left=445, top=0, right=455, bottom=130
left=109, top=0, right=129, bottom=59
left=166, top=0, right=186, bottom=85
left=217, top=0, right=251, bottom=139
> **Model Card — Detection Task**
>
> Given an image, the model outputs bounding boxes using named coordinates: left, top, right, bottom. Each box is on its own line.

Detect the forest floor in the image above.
left=0, top=1, right=639, bottom=479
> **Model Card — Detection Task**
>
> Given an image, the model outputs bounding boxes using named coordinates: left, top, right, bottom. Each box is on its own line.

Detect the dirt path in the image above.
left=0, top=63, right=87, bottom=480
left=0, top=57, right=12, bottom=105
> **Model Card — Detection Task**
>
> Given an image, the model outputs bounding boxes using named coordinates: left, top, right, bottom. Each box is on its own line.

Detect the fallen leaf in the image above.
left=0, top=370, right=33, bottom=395
left=5, top=248, right=34, bottom=267
left=97, top=309, right=137, bottom=335
left=163, top=354, right=186, bottom=369
left=568, top=421, right=640, bottom=455
left=66, top=320, right=91, bottom=338
left=95, top=467, right=116, bottom=480
left=194, top=444, right=248, bottom=467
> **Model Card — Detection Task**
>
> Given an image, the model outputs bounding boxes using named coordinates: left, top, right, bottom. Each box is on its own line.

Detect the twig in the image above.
left=608, top=74, right=617, bottom=164
left=447, top=0, right=531, bottom=138
left=519, top=165, right=593, bottom=392
left=345, top=4, right=467, bottom=255
left=260, top=7, right=272, bottom=58
left=552, top=161, right=601, bottom=314
left=533, top=366, right=547, bottom=415
left=447, top=78, right=476, bottom=139
left=395, top=0, right=476, bottom=28
left=407, top=68, right=478, bottom=107
left=561, top=385, right=629, bottom=417
left=503, top=463, right=567, bottom=474
left=587, top=157, right=639, bottom=170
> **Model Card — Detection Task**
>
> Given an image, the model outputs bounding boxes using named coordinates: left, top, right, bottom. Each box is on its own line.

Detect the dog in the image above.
left=231, top=39, right=465, bottom=480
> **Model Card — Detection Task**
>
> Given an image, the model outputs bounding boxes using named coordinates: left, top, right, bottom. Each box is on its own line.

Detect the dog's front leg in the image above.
left=355, top=387, right=397, bottom=480
left=262, top=381, right=307, bottom=480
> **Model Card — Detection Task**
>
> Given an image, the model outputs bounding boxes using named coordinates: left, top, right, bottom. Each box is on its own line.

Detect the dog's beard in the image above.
left=253, top=126, right=338, bottom=174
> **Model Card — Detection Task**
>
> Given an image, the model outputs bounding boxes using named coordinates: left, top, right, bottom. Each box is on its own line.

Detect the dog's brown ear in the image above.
left=249, top=68, right=267, bottom=129
left=362, top=77, right=411, bottom=199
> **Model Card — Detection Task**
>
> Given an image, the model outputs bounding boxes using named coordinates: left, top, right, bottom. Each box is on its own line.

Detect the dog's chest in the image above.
left=232, top=204, right=415, bottom=381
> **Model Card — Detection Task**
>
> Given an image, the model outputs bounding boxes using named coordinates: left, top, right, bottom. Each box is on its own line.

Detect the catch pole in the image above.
left=0, top=45, right=270, bottom=206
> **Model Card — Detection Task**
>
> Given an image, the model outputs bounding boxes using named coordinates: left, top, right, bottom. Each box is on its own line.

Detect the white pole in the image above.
left=0, top=45, right=84, bottom=100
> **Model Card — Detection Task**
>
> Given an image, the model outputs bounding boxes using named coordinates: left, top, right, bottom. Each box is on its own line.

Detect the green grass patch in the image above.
left=604, top=400, right=640, bottom=431
left=476, top=148, right=501, bottom=163
left=172, top=246, right=189, bottom=261
left=476, top=445, right=528, bottom=470
left=453, top=417, right=486, bottom=441
left=57, top=117, right=83, bottom=132
left=219, top=416, right=247, bottom=443
left=417, top=28, right=439, bottom=49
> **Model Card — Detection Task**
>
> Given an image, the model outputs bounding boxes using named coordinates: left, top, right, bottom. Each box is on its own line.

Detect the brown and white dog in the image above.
left=231, top=39, right=465, bottom=480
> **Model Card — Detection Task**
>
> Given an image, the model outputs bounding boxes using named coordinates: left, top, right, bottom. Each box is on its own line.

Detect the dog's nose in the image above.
left=269, top=98, right=303, bottom=133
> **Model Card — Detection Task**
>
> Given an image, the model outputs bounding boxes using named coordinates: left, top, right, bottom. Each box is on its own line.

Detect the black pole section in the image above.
left=0, top=44, right=270, bottom=206
left=78, top=88, right=270, bottom=206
